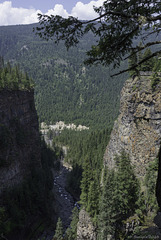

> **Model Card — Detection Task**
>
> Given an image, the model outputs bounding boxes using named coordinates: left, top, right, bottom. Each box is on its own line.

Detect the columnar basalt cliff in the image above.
left=0, top=89, right=41, bottom=194
left=104, top=75, right=161, bottom=178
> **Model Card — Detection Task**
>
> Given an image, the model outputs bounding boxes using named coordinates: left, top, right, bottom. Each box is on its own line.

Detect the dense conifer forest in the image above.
left=0, top=23, right=161, bottom=239
left=0, top=24, right=127, bottom=129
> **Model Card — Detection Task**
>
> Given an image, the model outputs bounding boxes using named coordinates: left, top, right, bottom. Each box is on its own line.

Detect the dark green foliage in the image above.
left=53, top=128, right=111, bottom=220
left=55, top=128, right=110, bottom=208
left=128, top=51, right=138, bottom=77
left=65, top=207, right=79, bottom=240
left=0, top=24, right=126, bottom=129
left=150, top=57, right=161, bottom=90
left=55, top=128, right=111, bottom=168
left=37, top=1, right=161, bottom=75
left=66, top=164, right=82, bottom=198
left=153, top=56, right=161, bottom=72
left=0, top=60, right=34, bottom=90
left=144, top=158, right=159, bottom=212
left=56, top=128, right=110, bottom=172
left=128, top=48, right=157, bottom=76
left=97, top=152, right=140, bottom=238
left=97, top=170, right=116, bottom=240
left=150, top=72, right=161, bottom=90
left=80, top=156, right=93, bottom=208
left=87, top=178, right=99, bottom=220
left=141, top=48, right=155, bottom=71
left=114, top=152, right=140, bottom=219
left=53, top=218, right=64, bottom=240
left=135, top=193, right=147, bottom=222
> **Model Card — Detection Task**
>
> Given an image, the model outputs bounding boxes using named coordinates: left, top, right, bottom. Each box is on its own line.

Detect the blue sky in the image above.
left=0, top=0, right=104, bottom=26
left=11, top=0, right=91, bottom=13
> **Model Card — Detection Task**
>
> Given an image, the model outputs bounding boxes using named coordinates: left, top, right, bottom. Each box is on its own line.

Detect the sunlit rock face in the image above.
left=0, top=89, right=41, bottom=194
left=77, top=208, right=97, bottom=240
left=104, top=74, right=161, bottom=177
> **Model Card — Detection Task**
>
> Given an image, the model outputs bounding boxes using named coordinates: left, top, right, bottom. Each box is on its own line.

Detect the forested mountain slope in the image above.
left=0, top=24, right=127, bottom=129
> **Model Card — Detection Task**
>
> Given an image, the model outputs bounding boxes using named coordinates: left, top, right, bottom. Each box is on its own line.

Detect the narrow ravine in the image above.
left=38, top=133, right=80, bottom=239
left=38, top=161, right=80, bottom=240
left=53, top=163, right=80, bottom=229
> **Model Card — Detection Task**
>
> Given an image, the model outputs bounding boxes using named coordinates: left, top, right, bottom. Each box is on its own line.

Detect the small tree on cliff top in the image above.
left=36, top=0, right=161, bottom=76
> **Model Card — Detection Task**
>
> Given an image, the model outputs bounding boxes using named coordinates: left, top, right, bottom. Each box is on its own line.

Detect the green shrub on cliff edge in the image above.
left=0, top=57, right=34, bottom=90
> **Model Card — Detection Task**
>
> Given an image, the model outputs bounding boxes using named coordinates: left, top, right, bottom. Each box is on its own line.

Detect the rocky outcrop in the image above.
left=77, top=209, right=97, bottom=240
left=104, top=75, right=161, bottom=177
left=0, top=89, right=41, bottom=194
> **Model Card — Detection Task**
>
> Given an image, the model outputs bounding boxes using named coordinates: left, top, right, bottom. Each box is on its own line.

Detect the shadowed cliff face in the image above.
left=0, top=89, right=41, bottom=194
left=104, top=75, right=161, bottom=178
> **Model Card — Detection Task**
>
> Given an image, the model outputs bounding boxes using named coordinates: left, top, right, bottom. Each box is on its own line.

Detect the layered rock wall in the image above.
left=104, top=75, right=161, bottom=177
left=0, top=89, right=41, bottom=194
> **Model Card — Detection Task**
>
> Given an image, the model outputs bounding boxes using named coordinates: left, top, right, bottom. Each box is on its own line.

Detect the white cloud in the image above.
left=0, top=0, right=104, bottom=26
left=48, top=0, right=104, bottom=20
left=46, top=4, right=69, bottom=18
left=0, top=1, right=41, bottom=26
left=71, top=0, right=104, bottom=20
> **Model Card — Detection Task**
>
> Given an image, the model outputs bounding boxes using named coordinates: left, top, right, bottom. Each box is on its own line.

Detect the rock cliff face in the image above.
left=0, top=89, right=41, bottom=194
left=77, top=209, right=97, bottom=240
left=104, top=75, right=161, bottom=178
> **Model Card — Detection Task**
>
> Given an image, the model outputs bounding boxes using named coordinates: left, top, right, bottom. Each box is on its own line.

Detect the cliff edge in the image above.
left=0, top=89, right=41, bottom=194
left=104, top=75, right=161, bottom=178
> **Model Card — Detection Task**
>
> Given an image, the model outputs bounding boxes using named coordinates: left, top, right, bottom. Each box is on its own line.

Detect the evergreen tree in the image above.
left=65, top=207, right=79, bottom=240
left=80, top=156, right=93, bottom=208
left=98, top=153, right=140, bottom=239
left=97, top=169, right=116, bottom=240
left=53, top=218, right=64, bottom=240
left=87, top=178, right=99, bottom=219
left=0, top=61, right=34, bottom=90
left=153, top=56, right=161, bottom=72
left=128, top=51, right=138, bottom=77
left=141, top=48, right=155, bottom=71
left=37, top=1, right=161, bottom=75
left=144, top=158, right=159, bottom=212
left=114, top=152, right=140, bottom=220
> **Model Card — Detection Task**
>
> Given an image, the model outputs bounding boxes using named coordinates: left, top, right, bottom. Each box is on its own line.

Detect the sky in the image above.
left=0, top=0, right=104, bottom=26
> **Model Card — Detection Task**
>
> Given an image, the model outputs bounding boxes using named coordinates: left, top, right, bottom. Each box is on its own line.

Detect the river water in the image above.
left=53, top=163, right=80, bottom=228
left=38, top=161, right=80, bottom=240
